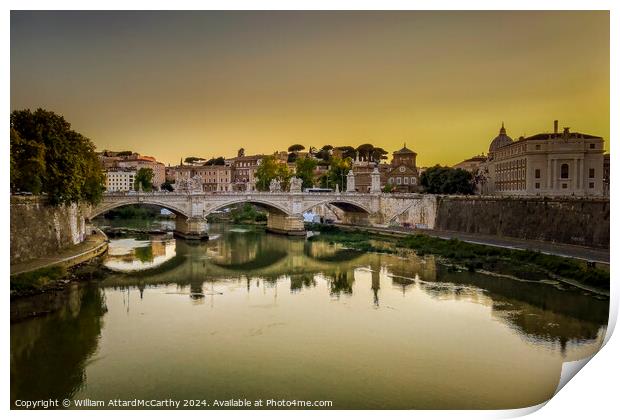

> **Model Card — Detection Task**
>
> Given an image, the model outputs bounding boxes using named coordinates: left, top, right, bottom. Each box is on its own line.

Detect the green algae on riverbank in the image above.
left=306, top=224, right=609, bottom=291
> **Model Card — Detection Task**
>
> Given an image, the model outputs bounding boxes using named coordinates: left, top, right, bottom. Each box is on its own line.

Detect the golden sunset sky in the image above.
left=10, top=11, right=609, bottom=166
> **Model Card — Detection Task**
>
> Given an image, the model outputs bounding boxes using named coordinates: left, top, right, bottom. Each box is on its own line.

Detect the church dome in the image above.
left=489, top=123, right=513, bottom=152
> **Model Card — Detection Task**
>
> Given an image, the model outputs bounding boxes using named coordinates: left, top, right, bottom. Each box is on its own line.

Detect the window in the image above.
left=399, top=166, right=406, bottom=173
left=411, top=177, right=417, bottom=185
left=403, top=177, right=409, bottom=184
left=562, top=183, right=568, bottom=189
left=535, top=144, right=541, bottom=150
left=535, top=182, right=540, bottom=189
left=560, top=163, right=569, bottom=179
left=396, top=177, right=402, bottom=185
left=589, top=182, right=595, bottom=189
left=589, top=168, right=595, bottom=178
left=535, top=169, right=540, bottom=179
left=590, top=143, right=595, bottom=149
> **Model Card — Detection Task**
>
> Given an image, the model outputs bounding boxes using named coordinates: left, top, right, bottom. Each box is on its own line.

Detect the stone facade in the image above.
left=386, top=144, right=420, bottom=193
left=104, top=169, right=136, bottom=192
left=481, top=121, right=605, bottom=197
left=434, top=195, right=609, bottom=249
left=11, top=196, right=88, bottom=264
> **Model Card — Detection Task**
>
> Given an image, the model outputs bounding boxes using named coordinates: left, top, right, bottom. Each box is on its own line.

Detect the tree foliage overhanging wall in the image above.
left=10, top=108, right=105, bottom=205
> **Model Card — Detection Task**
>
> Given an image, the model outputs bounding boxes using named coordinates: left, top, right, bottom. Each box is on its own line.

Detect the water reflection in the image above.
left=104, top=236, right=176, bottom=272
left=11, top=285, right=107, bottom=407
left=11, top=223, right=609, bottom=409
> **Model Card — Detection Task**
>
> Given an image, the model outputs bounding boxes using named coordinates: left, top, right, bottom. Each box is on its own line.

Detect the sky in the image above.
left=10, top=11, right=609, bottom=166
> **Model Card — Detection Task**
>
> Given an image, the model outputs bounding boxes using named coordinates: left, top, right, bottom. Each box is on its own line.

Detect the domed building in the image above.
left=488, top=123, right=513, bottom=156
left=480, top=120, right=605, bottom=197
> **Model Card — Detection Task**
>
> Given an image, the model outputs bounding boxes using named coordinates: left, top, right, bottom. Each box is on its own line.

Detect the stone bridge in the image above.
left=89, top=191, right=437, bottom=239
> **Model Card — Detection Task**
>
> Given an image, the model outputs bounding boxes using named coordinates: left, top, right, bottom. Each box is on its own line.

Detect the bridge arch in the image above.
left=89, top=199, right=191, bottom=220
left=205, top=198, right=291, bottom=216
left=301, top=198, right=372, bottom=215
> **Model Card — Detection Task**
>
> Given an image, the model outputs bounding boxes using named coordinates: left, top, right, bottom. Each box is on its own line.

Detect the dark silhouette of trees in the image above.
left=288, top=144, right=305, bottom=153
left=420, top=165, right=475, bottom=195
left=160, top=181, right=174, bottom=192
left=205, top=157, right=226, bottom=166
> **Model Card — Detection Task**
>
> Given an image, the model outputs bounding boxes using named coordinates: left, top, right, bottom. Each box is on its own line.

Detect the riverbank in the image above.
left=10, top=227, right=109, bottom=297
left=306, top=223, right=609, bottom=295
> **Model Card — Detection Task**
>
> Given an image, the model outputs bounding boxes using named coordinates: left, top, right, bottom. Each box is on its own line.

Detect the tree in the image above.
left=288, top=144, right=305, bottom=153
left=382, top=183, right=395, bottom=193
left=184, top=156, right=205, bottom=164
left=10, top=128, right=45, bottom=194
left=315, top=148, right=331, bottom=162
left=160, top=181, right=174, bottom=192
left=10, top=108, right=105, bottom=205
left=371, top=147, right=388, bottom=163
left=295, top=157, right=317, bottom=189
left=117, top=151, right=133, bottom=156
left=356, top=143, right=374, bottom=161
left=287, top=152, right=298, bottom=163
left=255, top=155, right=291, bottom=191
left=420, top=165, right=475, bottom=195
left=335, top=146, right=356, bottom=160
left=134, top=167, right=154, bottom=192
left=205, top=157, right=225, bottom=166
left=321, top=145, right=333, bottom=151
left=320, top=156, right=351, bottom=191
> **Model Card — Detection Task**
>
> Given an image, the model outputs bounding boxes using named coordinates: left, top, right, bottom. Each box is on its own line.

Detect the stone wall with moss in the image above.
left=10, top=196, right=89, bottom=264
left=434, top=196, right=609, bottom=249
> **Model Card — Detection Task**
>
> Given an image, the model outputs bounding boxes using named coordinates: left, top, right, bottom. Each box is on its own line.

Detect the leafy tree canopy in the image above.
left=117, top=150, right=133, bottom=156
left=10, top=108, right=105, bottom=205
left=255, top=155, right=291, bottom=191
left=319, top=156, right=352, bottom=191
left=134, top=167, right=155, bottom=192
left=184, top=156, right=205, bottom=163
left=295, top=157, right=317, bottom=189
left=420, top=165, right=475, bottom=195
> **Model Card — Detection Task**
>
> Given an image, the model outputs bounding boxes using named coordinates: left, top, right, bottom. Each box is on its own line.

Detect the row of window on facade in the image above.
left=530, top=165, right=596, bottom=180
left=388, top=176, right=418, bottom=185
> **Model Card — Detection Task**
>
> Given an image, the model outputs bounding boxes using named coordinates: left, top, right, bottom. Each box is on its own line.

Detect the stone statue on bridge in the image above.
left=289, top=177, right=302, bottom=193
left=177, top=175, right=204, bottom=193
left=269, top=178, right=282, bottom=193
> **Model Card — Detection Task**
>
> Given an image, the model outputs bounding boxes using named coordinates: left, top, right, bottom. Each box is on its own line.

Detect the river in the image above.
left=10, top=221, right=609, bottom=409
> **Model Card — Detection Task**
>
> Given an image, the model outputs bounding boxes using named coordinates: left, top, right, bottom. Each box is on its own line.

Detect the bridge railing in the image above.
left=101, top=190, right=429, bottom=199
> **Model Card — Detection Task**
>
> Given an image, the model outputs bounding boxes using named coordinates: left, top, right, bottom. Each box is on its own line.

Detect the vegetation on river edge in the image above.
left=11, top=260, right=109, bottom=295
left=306, top=224, right=609, bottom=290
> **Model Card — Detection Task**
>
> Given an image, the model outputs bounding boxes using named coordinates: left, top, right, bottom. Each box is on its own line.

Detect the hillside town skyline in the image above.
left=97, top=118, right=609, bottom=197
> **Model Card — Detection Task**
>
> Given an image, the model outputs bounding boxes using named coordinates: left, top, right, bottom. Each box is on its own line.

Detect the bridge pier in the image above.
left=266, top=213, right=305, bottom=236
left=174, top=217, right=209, bottom=240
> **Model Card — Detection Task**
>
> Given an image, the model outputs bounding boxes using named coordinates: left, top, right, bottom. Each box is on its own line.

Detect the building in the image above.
left=351, top=159, right=390, bottom=193
left=98, top=151, right=166, bottom=190
left=192, top=165, right=233, bottom=192
left=481, top=121, right=605, bottom=196
left=104, top=169, right=136, bottom=192
left=231, top=149, right=264, bottom=191
left=386, top=144, right=420, bottom=193
left=116, top=155, right=166, bottom=189
left=453, top=155, right=487, bottom=173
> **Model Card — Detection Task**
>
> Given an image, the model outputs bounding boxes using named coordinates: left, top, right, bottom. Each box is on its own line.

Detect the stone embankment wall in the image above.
left=434, top=196, right=609, bottom=249
left=10, top=196, right=89, bottom=264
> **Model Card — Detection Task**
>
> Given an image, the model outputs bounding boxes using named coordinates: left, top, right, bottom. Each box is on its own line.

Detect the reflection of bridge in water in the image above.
left=100, top=230, right=608, bottom=354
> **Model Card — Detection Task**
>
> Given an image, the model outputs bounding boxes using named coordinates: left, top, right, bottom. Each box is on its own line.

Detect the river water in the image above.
left=11, top=221, right=609, bottom=409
